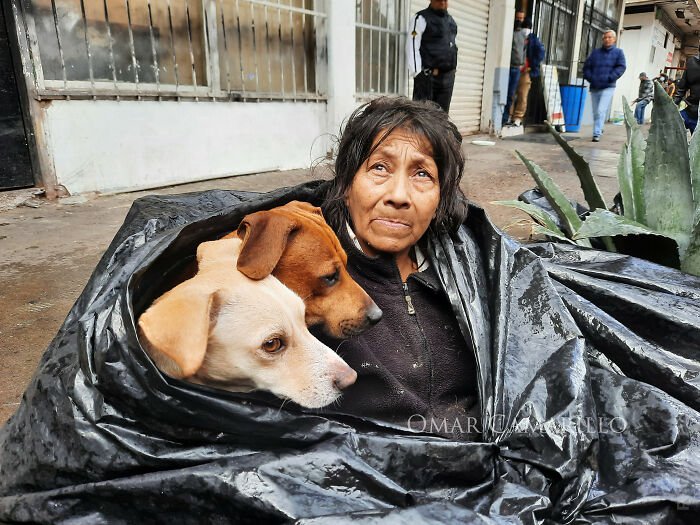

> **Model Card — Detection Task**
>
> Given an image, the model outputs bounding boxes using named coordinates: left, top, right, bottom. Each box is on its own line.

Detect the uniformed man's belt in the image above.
left=425, top=67, right=455, bottom=76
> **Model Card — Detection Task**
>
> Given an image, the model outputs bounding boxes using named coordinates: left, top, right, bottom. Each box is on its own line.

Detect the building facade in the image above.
left=1, top=1, right=624, bottom=196
left=614, top=1, right=700, bottom=121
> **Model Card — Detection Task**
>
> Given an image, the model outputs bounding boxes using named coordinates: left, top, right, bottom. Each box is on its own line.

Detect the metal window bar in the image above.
left=234, top=0, right=245, bottom=96
left=166, top=0, right=181, bottom=95
left=146, top=0, right=160, bottom=95
left=184, top=0, right=199, bottom=97
left=355, top=0, right=405, bottom=99
left=288, top=2, right=296, bottom=99
left=49, top=0, right=68, bottom=93
left=15, top=0, right=325, bottom=101
left=78, top=0, right=95, bottom=97
left=358, top=1, right=364, bottom=94
left=125, top=0, right=141, bottom=96
left=218, top=0, right=231, bottom=94
left=301, top=7, right=307, bottom=94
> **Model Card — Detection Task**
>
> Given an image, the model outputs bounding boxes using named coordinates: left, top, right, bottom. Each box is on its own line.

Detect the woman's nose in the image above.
left=383, top=172, right=411, bottom=208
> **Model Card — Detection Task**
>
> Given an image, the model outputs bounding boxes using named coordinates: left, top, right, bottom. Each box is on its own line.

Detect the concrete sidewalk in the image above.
left=0, top=123, right=631, bottom=424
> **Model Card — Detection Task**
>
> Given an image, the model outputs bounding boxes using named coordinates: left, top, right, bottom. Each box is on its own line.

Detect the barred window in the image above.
left=533, top=0, right=578, bottom=82
left=18, top=0, right=325, bottom=100
left=217, top=0, right=321, bottom=99
left=355, top=0, right=406, bottom=99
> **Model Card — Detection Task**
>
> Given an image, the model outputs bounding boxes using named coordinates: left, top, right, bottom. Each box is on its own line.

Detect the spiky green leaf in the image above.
left=682, top=232, right=700, bottom=276
left=532, top=225, right=578, bottom=245
left=621, top=97, right=647, bottom=222
left=572, top=209, right=669, bottom=239
left=687, top=123, right=700, bottom=226
left=493, top=200, right=568, bottom=236
left=515, top=150, right=592, bottom=247
left=617, top=143, right=637, bottom=221
left=544, top=121, right=607, bottom=210
left=643, top=81, right=693, bottom=256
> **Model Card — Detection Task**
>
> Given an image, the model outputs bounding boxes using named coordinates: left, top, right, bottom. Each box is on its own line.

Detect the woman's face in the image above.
left=345, top=128, right=440, bottom=259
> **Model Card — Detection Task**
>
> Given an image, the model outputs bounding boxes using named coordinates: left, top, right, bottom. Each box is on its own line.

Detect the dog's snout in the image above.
left=333, top=367, right=357, bottom=391
left=365, top=302, right=383, bottom=326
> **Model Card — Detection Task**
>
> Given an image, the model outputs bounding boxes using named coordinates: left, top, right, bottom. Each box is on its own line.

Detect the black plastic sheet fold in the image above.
left=1, top=181, right=699, bottom=524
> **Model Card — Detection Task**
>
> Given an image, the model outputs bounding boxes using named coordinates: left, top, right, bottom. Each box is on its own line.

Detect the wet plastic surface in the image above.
left=1, top=181, right=699, bottom=523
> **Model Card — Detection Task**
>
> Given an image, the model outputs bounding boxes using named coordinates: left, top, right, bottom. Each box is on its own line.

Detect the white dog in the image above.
left=138, top=237, right=357, bottom=408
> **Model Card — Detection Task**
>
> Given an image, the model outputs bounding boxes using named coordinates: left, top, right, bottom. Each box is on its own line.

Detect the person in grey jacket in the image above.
left=632, top=72, right=653, bottom=125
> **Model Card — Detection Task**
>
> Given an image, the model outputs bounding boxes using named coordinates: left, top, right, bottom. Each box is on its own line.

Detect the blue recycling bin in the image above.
left=560, top=85, right=587, bottom=132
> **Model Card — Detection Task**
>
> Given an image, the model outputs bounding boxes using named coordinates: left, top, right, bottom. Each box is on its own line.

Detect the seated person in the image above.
left=317, top=97, right=480, bottom=439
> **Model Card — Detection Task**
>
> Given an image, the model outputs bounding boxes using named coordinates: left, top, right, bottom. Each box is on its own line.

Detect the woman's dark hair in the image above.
left=323, top=96, right=468, bottom=233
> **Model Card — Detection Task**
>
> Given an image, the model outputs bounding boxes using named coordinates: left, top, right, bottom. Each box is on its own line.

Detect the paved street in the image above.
left=0, top=123, right=630, bottom=424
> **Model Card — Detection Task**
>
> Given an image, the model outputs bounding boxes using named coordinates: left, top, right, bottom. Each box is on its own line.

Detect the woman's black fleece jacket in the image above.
left=318, top=228, right=481, bottom=440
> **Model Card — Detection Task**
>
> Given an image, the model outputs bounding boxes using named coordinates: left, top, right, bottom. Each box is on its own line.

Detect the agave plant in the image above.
left=496, top=82, right=700, bottom=276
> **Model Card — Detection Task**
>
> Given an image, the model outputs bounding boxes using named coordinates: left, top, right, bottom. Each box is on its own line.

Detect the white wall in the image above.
left=615, top=12, right=677, bottom=121
left=326, top=0, right=357, bottom=142
left=43, top=100, right=327, bottom=195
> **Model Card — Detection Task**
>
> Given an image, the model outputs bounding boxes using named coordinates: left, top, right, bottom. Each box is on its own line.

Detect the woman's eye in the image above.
left=416, top=170, right=433, bottom=180
left=370, top=163, right=387, bottom=172
left=322, top=270, right=340, bottom=286
left=261, top=338, right=285, bottom=354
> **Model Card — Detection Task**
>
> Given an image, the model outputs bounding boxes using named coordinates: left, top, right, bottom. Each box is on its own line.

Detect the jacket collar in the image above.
left=340, top=223, right=438, bottom=290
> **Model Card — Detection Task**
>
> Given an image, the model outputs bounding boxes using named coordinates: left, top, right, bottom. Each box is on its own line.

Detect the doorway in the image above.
left=0, top=3, right=34, bottom=190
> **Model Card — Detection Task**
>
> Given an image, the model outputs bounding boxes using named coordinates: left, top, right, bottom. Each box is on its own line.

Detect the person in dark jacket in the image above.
left=632, top=72, right=653, bottom=125
left=503, top=10, right=527, bottom=126
left=505, top=18, right=545, bottom=127
left=673, top=54, right=700, bottom=133
left=320, top=97, right=479, bottom=439
left=583, top=29, right=626, bottom=142
left=407, top=0, right=458, bottom=113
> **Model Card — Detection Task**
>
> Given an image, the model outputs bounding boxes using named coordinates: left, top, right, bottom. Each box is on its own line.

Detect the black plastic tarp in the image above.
left=1, top=181, right=699, bottom=524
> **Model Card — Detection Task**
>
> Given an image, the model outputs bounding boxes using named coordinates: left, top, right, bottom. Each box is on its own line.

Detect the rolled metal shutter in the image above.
left=408, top=0, right=489, bottom=134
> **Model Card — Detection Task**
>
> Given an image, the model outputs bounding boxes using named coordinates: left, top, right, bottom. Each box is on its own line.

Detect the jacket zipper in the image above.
left=402, top=282, right=416, bottom=315
left=403, top=279, right=433, bottom=412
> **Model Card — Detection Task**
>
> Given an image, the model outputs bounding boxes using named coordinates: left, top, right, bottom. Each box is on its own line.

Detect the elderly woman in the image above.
left=318, top=97, right=480, bottom=437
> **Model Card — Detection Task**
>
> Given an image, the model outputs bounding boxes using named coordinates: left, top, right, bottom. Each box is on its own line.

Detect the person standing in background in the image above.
left=632, top=72, right=653, bottom=125
left=505, top=18, right=545, bottom=127
left=673, top=54, right=700, bottom=134
left=407, top=0, right=458, bottom=113
left=583, top=29, right=626, bottom=142
left=503, top=11, right=527, bottom=126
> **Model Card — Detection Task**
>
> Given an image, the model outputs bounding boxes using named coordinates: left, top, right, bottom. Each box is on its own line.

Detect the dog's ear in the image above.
left=138, top=285, right=217, bottom=378
left=236, top=210, right=300, bottom=279
left=283, top=200, right=324, bottom=217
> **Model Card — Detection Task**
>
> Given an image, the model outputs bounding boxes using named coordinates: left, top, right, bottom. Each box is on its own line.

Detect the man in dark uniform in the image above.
left=406, top=0, right=458, bottom=113
left=674, top=55, right=700, bottom=133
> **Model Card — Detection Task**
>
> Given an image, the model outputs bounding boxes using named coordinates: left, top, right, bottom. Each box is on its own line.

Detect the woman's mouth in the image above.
left=372, top=218, right=411, bottom=230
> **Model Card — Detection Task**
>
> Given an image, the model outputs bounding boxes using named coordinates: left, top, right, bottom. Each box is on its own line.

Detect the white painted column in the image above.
left=325, top=0, right=357, bottom=147
left=481, top=0, right=515, bottom=133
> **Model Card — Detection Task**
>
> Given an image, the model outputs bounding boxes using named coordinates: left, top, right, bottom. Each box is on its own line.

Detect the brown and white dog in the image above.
left=138, top=237, right=357, bottom=408
left=228, top=201, right=382, bottom=338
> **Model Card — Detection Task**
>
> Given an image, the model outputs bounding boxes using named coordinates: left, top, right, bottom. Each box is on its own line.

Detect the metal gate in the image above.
left=449, top=0, right=489, bottom=134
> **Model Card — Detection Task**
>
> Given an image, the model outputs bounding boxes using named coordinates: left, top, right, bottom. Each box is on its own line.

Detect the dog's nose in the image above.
left=334, top=367, right=357, bottom=391
left=365, top=302, right=383, bottom=325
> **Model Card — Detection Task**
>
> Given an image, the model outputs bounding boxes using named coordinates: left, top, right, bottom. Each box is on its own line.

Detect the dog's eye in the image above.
left=322, top=270, right=340, bottom=286
left=261, top=338, right=285, bottom=354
